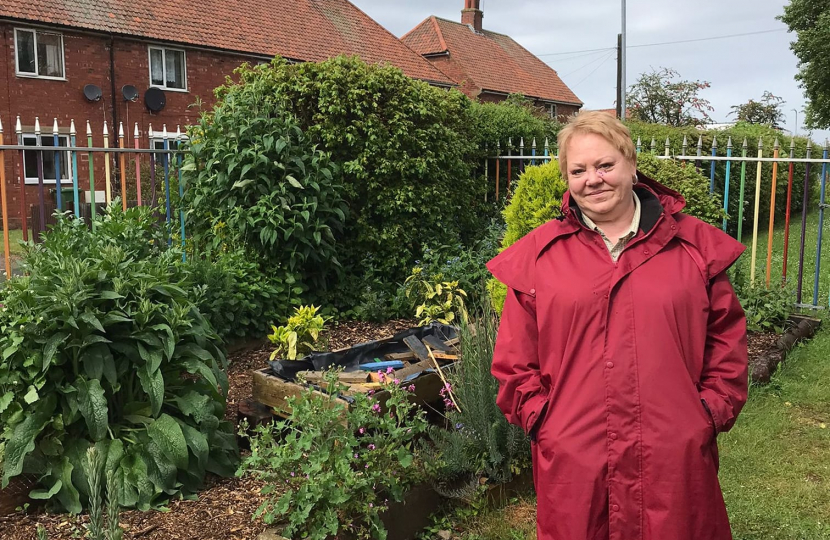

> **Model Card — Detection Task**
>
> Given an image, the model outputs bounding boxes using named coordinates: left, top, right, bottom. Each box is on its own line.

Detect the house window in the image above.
left=148, top=46, right=187, bottom=91
left=548, top=104, right=558, bottom=119
left=15, top=28, right=65, bottom=79
left=22, top=134, right=71, bottom=184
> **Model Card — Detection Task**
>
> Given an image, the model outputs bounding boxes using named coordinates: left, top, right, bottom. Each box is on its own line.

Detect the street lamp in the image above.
left=792, top=108, right=798, bottom=137
left=620, top=0, right=626, bottom=117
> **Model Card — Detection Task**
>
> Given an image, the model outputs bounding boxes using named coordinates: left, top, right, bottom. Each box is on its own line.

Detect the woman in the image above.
left=488, top=111, right=748, bottom=540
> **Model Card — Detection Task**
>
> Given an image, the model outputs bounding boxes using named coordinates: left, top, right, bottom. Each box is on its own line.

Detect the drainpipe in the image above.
left=109, top=35, right=119, bottom=182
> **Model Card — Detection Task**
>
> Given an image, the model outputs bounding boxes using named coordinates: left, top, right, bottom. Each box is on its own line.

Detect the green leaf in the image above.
left=23, top=386, right=39, bottom=404
left=173, top=392, right=214, bottom=424
left=0, top=392, right=13, bottom=414
left=137, top=364, right=164, bottom=417
left=43, top=332, right=69, bottom=371
left=100, top=290, right=124, bottom=300
left=29, top=479, right=63, bottom=500
left=286, top=176, right=303, bottom=189
left=177, top=420, right=209, bottom=470
left=76, top=377, right=108, bottom=442
left=148, top=414, right=189, bottom=471
left=79, top=312, right=105, bottom=333
left=54, top=457, right=81, bottom=513
left=2, top=395, right=56, bottom=486
left=81, top=344, right=117, bottom=388
left=396, top=446, right=413, bottom=468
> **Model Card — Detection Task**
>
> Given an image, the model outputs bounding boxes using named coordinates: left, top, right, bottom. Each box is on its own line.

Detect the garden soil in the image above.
left=1, top=324, right=771, bottom=540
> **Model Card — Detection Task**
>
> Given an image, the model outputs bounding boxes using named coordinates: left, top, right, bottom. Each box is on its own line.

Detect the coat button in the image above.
left=611, top=504, right=620, bottom=512
left=603, top=293, right=609, bottom=299
left=609, top=432, right=618, bottom=440
left=606, top=361, right=614, bottom=368
left=529, top=288, right=536, bottom=295
left=643, top=249, right=650, bottom=255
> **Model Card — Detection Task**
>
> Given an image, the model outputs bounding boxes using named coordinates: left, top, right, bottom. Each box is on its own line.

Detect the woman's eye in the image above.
left=570, top=169, right=584, bottom=176
left=599, top=163, right=613, bottom=170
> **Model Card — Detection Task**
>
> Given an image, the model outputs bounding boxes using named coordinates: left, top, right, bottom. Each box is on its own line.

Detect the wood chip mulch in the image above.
left=747, top=331, right=781, bottom=361
left=0, top=319, right=416, bottom=540
left=1, top=321, right=772, bottom=540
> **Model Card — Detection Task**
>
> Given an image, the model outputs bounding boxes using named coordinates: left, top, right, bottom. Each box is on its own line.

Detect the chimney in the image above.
left=462, top=0, right=483, bottom=33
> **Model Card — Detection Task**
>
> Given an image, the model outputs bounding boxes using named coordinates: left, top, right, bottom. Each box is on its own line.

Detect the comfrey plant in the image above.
left=239, top=369, right=429, bottom=540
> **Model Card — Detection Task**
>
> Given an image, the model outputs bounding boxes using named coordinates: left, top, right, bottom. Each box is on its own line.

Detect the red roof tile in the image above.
left=0, top=0, right=453, bottom=85
left=402, top=16, right=582, bottom=105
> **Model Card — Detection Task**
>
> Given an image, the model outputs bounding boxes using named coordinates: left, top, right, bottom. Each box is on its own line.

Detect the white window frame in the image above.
left=22, top=133, right=73, bottom=185
left=548, top=103, right=558, bottom=119
left=14, top=28, right=66, bottom=80
left=148, top=46, right=188, bottom=92
left=151, top=135, right=189, bottom=151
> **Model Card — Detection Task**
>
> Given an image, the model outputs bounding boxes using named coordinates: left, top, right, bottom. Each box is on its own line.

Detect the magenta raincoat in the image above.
left=487, top=175, right=748, bottom=540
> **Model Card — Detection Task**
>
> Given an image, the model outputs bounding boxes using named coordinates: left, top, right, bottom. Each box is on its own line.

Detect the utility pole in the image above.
left=620, top=0, right=627, bottom=119
left=616, top=34, right=623, bottom=119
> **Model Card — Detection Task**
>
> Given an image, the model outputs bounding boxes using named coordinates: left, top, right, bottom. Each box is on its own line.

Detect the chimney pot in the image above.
left=462, top=0, right=483, bottom=32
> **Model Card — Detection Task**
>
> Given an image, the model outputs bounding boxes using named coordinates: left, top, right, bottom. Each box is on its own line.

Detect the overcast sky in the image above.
left=350, top=0, right=817, bottom=139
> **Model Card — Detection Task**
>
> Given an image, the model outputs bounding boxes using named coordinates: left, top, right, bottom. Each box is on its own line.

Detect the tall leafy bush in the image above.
left=183, top=79, right=347, bottom=307
left=0, top=209, right=238, bottom=512
left=186, top=246, right=283, bottom=341
left=221, top=56, right=485, bottom=308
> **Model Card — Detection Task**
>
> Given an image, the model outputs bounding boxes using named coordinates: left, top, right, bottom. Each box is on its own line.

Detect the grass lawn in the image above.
left=1, top=228, right=31, bottom=258
left=719, top=329, right=830, bottom=539
left=741, top=207, right=830, bottom=310
left=451, top=329, right=830, bottom=540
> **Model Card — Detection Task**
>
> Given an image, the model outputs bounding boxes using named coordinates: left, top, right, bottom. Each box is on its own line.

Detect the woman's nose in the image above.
left=585, top=168, right=603, bottom=185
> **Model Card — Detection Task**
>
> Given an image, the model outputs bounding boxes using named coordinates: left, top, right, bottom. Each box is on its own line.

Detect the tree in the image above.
left=627, top=67, right=714, bottom=126
left=729, top=91, right=786, bottom=127
left=779, top=0, right=830, bottom=128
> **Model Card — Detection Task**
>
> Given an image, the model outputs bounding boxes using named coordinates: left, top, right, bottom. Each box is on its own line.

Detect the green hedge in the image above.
left=626, top=121, right=817, bottom=237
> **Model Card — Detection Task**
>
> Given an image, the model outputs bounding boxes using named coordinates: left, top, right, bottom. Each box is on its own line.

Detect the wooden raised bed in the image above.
left=251, top=324, right=458, bottom=418
left=0, top=475, right=37, bottom=517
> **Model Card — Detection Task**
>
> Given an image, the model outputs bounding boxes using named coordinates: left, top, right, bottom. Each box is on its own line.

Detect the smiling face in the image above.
left=564, top=133, right=638, bottom=225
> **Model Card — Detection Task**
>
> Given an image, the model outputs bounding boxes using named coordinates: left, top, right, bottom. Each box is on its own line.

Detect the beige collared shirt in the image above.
left=582, top=192, right=641, bottom=262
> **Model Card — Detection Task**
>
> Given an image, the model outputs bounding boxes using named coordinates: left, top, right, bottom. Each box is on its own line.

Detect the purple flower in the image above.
left=359, top=427, right=365, bottom=434
left=369, top=503, right=373, bottom=508
left=386, top=367, right=394, bottom=374
left=407, top=385, right=416, bottom=392
left=368, top=444, right=376, bottom=450
left=393, top=378, right=400, bottom=385
left=354, top=453, right=359, bottom=459
left=290, top=472, right=295, bottom=477
left=372, top=403, right=381, bottom=413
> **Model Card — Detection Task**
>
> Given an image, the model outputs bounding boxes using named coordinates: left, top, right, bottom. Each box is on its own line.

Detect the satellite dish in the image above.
left=122, top=85, right=139, bottom=102
left=144, top=87, right=166, bottom=112
left=83, top=84, right=102, bottom=102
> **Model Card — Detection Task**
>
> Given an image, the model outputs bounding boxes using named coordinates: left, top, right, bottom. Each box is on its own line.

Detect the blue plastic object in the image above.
left=359, top=360, right=405, bottom=371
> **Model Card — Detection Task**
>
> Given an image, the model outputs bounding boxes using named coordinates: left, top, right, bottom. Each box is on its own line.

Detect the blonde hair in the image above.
left=557, top=111, right=636, bottom=178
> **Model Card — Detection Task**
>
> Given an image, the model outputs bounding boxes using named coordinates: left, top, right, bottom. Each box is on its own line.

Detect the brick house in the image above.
left=402, top=0, right=582, bottom=119
left=0, top=0, right=453, bottom=228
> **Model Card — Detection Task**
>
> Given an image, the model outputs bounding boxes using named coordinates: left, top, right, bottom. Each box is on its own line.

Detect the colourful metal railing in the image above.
left=0, top=116, right=189, bottom=276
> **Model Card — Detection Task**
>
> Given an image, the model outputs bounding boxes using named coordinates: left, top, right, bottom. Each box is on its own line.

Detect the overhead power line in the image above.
left=537, top=28, right=786, bottom=57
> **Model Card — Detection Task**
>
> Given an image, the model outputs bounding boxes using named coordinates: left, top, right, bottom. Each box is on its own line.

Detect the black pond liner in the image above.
left=267, top=322, right=458, bottom=383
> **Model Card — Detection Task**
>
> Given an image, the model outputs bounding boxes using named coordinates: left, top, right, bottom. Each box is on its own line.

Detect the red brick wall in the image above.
left=0, top=22, right=253, bottom=228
